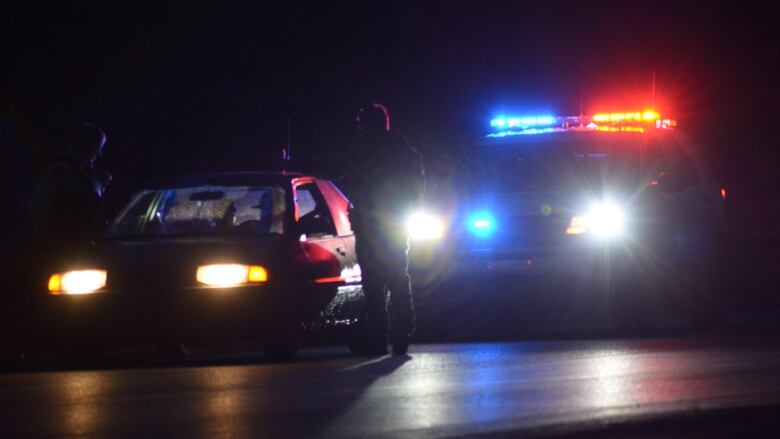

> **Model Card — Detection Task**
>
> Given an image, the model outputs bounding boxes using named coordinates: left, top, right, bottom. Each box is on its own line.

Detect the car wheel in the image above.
left=0, top=348, right=25, bottom=371
left=263, top=316, right=300, bottom=361
left=50, top=346, right=108, bottom=369
left=156, top=343, right=191, bottom=363
left=664, top=230, right=731, bottom=332
left=346, top=318, right=388, bottom=356
left=347, top=325, right=372, bottom=356
left=263, top=335, right=298, bottom=361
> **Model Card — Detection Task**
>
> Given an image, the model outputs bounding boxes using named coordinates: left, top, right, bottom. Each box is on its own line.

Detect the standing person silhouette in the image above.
left=29, top=122, right=111, bottom=266
left=344, top=103, right=424, bottom=355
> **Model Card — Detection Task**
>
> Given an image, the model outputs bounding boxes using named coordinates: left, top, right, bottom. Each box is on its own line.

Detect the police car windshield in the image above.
left=465, top=134, right=677, bottom=193
left=106, top=185, right=287, bottom=238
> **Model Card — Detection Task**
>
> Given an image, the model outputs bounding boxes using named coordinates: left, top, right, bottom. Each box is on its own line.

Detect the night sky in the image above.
left=2, top=1, right=779, bottom=210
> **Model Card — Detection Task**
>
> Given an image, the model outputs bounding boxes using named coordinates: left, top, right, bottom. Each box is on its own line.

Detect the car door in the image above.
left=292, top=178, right=350, bottom=283
left=316, top=179, right=359, bottom=281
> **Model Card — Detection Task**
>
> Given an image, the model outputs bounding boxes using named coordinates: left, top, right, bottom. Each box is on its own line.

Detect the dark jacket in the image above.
left=342, top=131, right=425, bottom=225
left=29, top=153, right=108, bottom=250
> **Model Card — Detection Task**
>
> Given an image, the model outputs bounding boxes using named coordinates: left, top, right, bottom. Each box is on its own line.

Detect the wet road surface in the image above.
left=3, top=336, right=780, bottom=438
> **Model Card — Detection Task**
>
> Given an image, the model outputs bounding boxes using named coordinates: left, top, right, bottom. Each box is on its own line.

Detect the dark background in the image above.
left=2, top=1, right=779, bottom=214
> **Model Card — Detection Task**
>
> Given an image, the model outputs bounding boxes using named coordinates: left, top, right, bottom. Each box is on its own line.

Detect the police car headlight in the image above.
left=566, top=203, right=626, bottom=238
left=406, top=211, right=445, bottom=241
left=196, top=264, right=268, bottom=287
left=48, top=269, right=107, bottom=295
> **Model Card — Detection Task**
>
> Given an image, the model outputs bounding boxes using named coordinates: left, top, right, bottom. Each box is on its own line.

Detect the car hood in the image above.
left=95, top=234, right=293, bottom=290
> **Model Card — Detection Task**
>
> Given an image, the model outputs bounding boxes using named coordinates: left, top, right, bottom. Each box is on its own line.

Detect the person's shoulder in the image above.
left=388, top=131, right=419, bottom=155
left=388, top=130, right=410, bottom=147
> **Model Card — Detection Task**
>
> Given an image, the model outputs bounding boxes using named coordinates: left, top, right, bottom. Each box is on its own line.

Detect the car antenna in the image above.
left=282, top=117, right=292, bottom=173
left=287, top=117, right=292, bottom=161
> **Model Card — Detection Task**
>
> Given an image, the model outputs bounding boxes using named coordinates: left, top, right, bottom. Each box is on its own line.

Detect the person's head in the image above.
left=69, top=123, right=107, bottom=162
left=356, top=103, right=390, bottom=139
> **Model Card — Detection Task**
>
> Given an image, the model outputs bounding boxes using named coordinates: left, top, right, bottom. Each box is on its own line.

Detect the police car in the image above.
left=36, top=172, right=364, bottom=360
left=407, top=110, right=729, bottom=330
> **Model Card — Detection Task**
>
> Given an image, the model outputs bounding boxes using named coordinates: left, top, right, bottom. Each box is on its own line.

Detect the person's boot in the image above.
left=365, top=330, right=389, bottom=356
left=391, top=332, right=410, bottom=355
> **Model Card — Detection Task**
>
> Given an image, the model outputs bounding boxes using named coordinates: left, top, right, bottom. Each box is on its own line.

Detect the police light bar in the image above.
left=487, top=108, right=675, bottom=137
left=490, top=115, right=557, bottom=129
left=592, top=110, right=660, bottom=123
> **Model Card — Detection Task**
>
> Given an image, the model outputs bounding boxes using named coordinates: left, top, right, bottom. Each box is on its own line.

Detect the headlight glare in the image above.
left=49, top=270, right=107, bottom=295
left=406, top=211, right=445, bottom=241
left=566, top=203, right=626, bottom=238
left=196, top=264, right=268, bottom=287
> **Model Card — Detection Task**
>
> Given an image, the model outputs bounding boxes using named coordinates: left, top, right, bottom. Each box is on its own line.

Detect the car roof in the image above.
left=144, top=171, right=308, bottom=189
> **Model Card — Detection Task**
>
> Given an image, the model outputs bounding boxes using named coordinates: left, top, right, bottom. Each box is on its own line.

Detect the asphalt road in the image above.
left=2, top=336, right=780, bottom=438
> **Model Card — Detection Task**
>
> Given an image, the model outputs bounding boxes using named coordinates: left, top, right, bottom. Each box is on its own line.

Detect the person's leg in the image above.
left=387, top=240, right=415, bottom=354
left=354, top=228, right=389, bottom=354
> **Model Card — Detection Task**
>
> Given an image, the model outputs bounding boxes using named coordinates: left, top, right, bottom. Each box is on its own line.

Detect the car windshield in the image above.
left=463, top=134, right=695, bottom=193
left=106, top=184, right=287, bottom=238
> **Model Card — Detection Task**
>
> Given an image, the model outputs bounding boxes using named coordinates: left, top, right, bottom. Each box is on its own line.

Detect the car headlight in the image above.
left=405, top=211, right=445, bottom=241
left=196, top=264, right=268, bottom=287
left=48, top=270, right=107, bottom=295
left=566, top=203, right=626, bottom=238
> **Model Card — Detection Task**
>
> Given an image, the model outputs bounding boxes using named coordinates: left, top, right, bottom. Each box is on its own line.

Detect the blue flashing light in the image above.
left=467, top=211, right=496, bottom=237
left=490, top=115, right=557, bottom=131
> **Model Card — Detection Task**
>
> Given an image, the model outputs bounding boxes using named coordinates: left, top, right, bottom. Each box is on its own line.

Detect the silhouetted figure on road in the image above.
left=344, top=103, right=424, bottom=355
left=29, top=123, right=111, bottom=264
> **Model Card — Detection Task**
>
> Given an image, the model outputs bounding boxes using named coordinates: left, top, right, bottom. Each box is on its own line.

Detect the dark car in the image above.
left=409, top=111, right=730, bottom=331
left=36, top=172, right=365, bottom=360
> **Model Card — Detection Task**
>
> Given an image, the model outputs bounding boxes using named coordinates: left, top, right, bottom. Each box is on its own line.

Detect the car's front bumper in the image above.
left=410, top=236, right=657, bottom=287
left=26, top=282, right=328, bottom=349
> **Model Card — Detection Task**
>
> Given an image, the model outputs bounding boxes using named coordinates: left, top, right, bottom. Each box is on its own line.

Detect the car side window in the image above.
left=316, top=180, right=353, bottom=236
left=295, top=183, right=336, bottom=236
left=110, top=190, right=158, bottom=236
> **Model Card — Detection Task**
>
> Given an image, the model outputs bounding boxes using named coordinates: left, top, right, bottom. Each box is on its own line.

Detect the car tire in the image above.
left=0, top=348, right=24, bottom=371
left=347, top=318, right=388, bottom=356
left=263, top=336, right=298, bottom=361
left=50, top=346, right=108, bottom=369
left=665, top=229, right=731, bottom=332
left=156, top=343, right=191, bottom=363
left=263, top=315, right=300, bottom=361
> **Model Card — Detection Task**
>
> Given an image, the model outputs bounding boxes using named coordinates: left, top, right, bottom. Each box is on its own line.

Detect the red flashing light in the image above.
left=593, top=109, right=660, bottom=123
left=721, top=188, right=727, bottom=200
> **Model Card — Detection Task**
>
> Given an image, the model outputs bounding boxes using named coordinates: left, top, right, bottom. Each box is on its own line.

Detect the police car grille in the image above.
left=466, top=216, right=567, bottom=251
